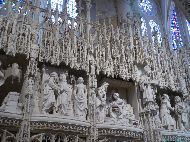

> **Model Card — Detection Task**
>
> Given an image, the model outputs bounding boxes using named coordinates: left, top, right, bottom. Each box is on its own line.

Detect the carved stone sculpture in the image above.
left=160, top=94, right=175, bottom=130
left=73, top=77, right=88, bottom=120
left=174, top=96, right=188, bottom=130
left=109, top=93, right=126, bottom=123
left=125, top=103, right=137, bottom=125
left=42, top=72, right=59, bottom=114
left=142, top=83, right=155, bottom=103
left=11, top=63, right=22, bottom=83
left=56, top=73, right=72, bottom=115
left=154, top=104, right=161, bottom=128
left=141, top=82, right=156, bottom=110
left=1, top=1, right=190, bottom=141
left=179, top=74, right=189, bottom=98
left=96, top=82, right=109, bottom=123
left=30, top=44, right=39, bottom=60
left=0, top=92, right=22, bottom=114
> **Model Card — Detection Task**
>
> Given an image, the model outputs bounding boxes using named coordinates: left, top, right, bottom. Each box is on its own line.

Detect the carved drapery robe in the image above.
left=96, top=87, right=107, bottom=123
left=57, top=80, right=72, bottom=115
left=42, top=75, right=58, bottom=113
left=160, top=96, right=175, bottom=130
left=73, top=82, right=87, bottom=119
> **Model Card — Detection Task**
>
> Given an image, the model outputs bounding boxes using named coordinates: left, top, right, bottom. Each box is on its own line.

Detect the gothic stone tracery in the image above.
left=0, top=0, right=190, bottom=142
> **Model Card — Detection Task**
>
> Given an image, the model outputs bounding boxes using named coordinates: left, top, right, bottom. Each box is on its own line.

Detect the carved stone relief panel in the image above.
left=38, top=64, right=89, bottom=121
left=96, top=77, right=139, bottom=127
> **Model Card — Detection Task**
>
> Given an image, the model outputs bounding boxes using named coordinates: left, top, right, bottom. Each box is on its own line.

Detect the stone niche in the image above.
left=96, top=77, right=140, bottom=128
left=100, top=78, right=140, bottom=120
left=0, top=53, right=27, bottom=115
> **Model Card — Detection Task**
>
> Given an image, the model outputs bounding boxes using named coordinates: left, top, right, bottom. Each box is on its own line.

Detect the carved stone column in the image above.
left=139, top=83, right=161, bottom=142
left=17, top=44, right=39, bottom=142
left=88, top=57, right=98, bottom=142
left=85, top=0, right=91, bottom=42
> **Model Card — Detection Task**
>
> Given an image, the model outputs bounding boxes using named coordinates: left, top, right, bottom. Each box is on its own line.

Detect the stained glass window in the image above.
left=139, top=0, right=152, bottom=13
left=0, top=0, right=3, bottom=4
left=0, top=0, right=26, bottom=15
left=141, top=17, right=147, bottom=36
left=138, top=0, right=157, bottom=16
left=149, top=20, right=162, bottom=43
left=67, top=0, right=77, bottom=18
left=170, top=9, right=183, bottom=49
left=51, top=0, right=78, bottom=18
left=0, top=0, right=5, bottom=9
left=186, top=20, right=190, bottom=36
left=51, top=0, right=63, bottom=11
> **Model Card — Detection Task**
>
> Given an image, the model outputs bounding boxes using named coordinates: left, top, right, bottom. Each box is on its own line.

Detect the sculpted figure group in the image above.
left=96, top=82, right=137, bottom=126
left=0, top=62, right=189, bottom=130
left=159, top=94, right=189, bottom=131
left=41, top=70, right=87, bottom=120
left=140, top=81, right=190, bottom=131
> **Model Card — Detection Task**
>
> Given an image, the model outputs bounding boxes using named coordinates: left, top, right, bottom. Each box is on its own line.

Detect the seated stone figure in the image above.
left=109, top=93, right=126, bottom=123
left=106, top=92, right=138, bottom=126
left=0, top=92, right=22, bottom=114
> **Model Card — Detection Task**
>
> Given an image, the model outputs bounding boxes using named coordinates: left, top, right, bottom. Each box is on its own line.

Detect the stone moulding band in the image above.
left=0, top=116, right=145, bottom=139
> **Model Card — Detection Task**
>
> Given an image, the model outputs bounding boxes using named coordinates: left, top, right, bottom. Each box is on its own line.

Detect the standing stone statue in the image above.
left=11, top=63, right=22, bottom=83
left=96, top=82, right=109, bottom=123
left=141, top=82, right=156, bottom=110
left=73, top=77, right=88, bottom=120
left=179, top=74, right=189, bottom=98
left=42, top=72, right=59, bottom=114
left=174, top=96, right=188, bottom=130
left=160, top=94, right=175, bottom=130
left=56, top=73, right=72, bottom=115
